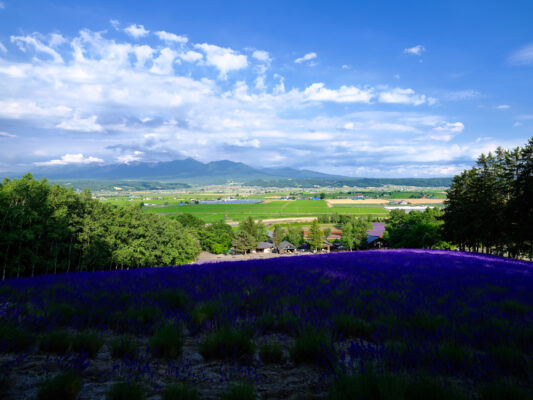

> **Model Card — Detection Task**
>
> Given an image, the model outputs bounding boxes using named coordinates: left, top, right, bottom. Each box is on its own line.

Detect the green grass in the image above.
left=37, top=370, right=81, bottom=400
left=162, top=383, right=200, bottom=400
left=141, top=199, right=390, bottom=221
left=106, top=381, right=146, bottom=400
left=258, top=342, right=284, bottom=364
left=290, top=330, right=337, bottom=369
left=150, top=323, right=184, bottom=358
left=71, top=330, right=104, bottom=358
left=39, top=329, right=71, bottom=354
left=109, top=335, right=138, bottom=359
left=199, top=327, right=254, bottom=360
left=220, top=382, right=256, bottom=400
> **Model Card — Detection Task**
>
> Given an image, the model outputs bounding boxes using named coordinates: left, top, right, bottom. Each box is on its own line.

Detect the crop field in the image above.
left=0, top=250, right=531, bottom=399
left=144, top=200, right=389, bottom=222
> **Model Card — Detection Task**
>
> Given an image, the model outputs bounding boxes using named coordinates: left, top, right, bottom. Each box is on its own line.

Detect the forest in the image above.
left=443, top=137, right=533, bottom=259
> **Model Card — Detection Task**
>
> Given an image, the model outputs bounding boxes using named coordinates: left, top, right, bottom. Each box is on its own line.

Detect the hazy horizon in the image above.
left=0, top=0, right=532, bottom=178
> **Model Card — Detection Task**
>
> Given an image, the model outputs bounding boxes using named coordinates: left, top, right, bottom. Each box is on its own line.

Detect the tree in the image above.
left=323, top=227, right=332, bottom=240
left=351, top=218, right=372, bottom=249
left=238, top=216, right=267, bottom=242
left=307, top=219, right=324, bottom=252
left=272, top=225, right=284, bottom=251
left=341, top=223, right=354, bottom=250
left=232, top=231, right=257, bottom=254
left=385, top=208, right=444, bottom=249
left=319, top=192, right=326, bottom=200
left=285, top=226, right=304, bottom=246
left=198, top=220, right=233, bottom=254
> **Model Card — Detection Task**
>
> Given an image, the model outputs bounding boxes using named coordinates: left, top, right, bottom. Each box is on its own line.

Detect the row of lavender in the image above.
left=1, top=250, right=532, bottom=397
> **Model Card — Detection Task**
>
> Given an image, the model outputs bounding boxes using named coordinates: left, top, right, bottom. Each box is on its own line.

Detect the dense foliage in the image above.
left=385, top=208, right=447, bottom=249
left=444, top=137, right=533, bottom=258
left=0, top=251, right=531, bottom=397
left=0, top=174, right=201, bottom=279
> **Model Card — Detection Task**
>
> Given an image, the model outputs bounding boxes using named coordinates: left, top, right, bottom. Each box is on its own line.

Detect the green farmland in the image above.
left=143, top=200, right=390, bottom=222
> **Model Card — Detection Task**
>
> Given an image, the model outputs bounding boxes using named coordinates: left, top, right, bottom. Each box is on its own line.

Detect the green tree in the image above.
left=272, top=225, right=284, bottom=251
left=341, top=223, right=354, bottom=250
left=232, top=231, right=257, bottom=254
left=307, top=219, right=324, bottom=252
left=285, top=226, right=304, bottom=246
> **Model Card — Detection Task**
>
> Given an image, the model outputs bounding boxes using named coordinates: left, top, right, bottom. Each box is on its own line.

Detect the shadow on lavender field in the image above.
left=0, top=250, right=532, bottom=399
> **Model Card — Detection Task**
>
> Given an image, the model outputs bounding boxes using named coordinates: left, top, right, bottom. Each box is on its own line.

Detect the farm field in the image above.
left=0, top=250, right=531, bottom=399
left=144, top=200, right=390, bottom=222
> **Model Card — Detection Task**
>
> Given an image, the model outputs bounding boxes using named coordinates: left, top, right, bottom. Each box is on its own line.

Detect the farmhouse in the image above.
left=366, top=222, right=387, bottom=248
left=256, top=241, right=275, bottom=253
left=278, top=240, right=297, bottom=253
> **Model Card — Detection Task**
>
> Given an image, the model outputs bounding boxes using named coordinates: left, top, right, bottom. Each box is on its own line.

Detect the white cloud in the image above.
left=194, top=43, right=248, bottom=78
left=294, top=52, right=317, bottom=63
left=154, top=31, right=188, bottom=43
left=124, top=24, right=149, bottom=38
left=0, top=41, right=6, bottom=53
left=180, top=50, right=202, bottom=62
left=304, top=83, right=374, bottom=103
left=10, top=35, right=63, bottom=63
left=56, top=115, right=104, bottom=132
left=443, top=89, right=480, bottom=101
left=252, top=50, right=271, bottom=63
left=117, top=151, right=143, bottom=164
left=508, top=43, right=533, bottom=65
left=404, top=45, right=426, bottom=56
left=36, top=153, right=104, bottom=166
left=49, top=33, right=66, bottom=47
left=342, top=64, right=350, bottom=69
left=378, top=88, right=429, bottom=105
left=495, top=104, right=510, bottom=109
left=110, top=19, right=120, bottom=30
left=513, top=122, right=522, bottom=127
left=150, top=48, right=177, bottom=75
left=0, top=2, right=4, bottom=9
left=0, top=131, right=16, bottom=138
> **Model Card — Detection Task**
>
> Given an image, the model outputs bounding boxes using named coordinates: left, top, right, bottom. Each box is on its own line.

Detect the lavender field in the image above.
left=0, top=250, right=532, bottom=399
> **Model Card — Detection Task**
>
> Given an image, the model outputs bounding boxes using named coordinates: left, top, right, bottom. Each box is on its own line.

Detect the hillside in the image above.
left=0, top=250, right=531, bottom=399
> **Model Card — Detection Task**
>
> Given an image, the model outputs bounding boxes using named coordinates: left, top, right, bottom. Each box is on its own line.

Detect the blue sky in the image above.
left=0, top=0, right=532, bottom=177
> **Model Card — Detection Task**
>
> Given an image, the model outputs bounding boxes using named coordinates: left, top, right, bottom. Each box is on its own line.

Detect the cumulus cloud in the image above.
left=56, top=115, right=104, bottom=132
left=294, top=52, right=317, bottom=63
left=36, top=153, right=104, bottom=166
left=180, top=50, right=202, bottom=62
left=404, top=45, right=425, bottom=56
left=252, top=50, right=271, bottom=63
left=304, top=83, right=374, bottom=103
left=0, top=131, right=16, bottom=138
left=495, top=104, right=510, bottom=109
left=378, top=88, right=431, bottom=105
left=194, top=43, right=248, bottom=77
left=10, top=34, right=63, bottom=63
left=0, top=41, right=6, bottom=53
left=109, top=19, right=120, bottom=30
left=124, top=24, right=149, bottom=38
left=154, top=30, right=188, bottom=43
left=0, top=26, right=482, bottom=177
left=508, top=43, right=533, bottom=65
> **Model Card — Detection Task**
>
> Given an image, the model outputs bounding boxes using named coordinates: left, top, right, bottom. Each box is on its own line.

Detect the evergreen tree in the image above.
left=307, top=219, right=324, bottom=252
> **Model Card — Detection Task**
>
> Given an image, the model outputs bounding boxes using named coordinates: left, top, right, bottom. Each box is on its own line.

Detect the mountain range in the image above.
left=26, top=158, right=337, bottom=182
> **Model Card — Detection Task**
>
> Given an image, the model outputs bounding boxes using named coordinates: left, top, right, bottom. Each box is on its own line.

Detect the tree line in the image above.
left=0, top=174, right=201, bottom=279
left=443, top=137, right=533, bottom=258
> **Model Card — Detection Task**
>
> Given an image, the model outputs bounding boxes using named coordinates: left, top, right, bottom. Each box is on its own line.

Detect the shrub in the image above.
left=126, top=306, right=161, bottom=326
left=328, top=371, right=467, bottom=400
left=199, top=327, right=254, bottom=360
left=40, top=330, right=71, bottom=354
left=37, top=370, right=81, bottom=400
left=106, top=381, right=146, bottom=400
left=220, top=382, right=256, bottom=400
left=332, top=313, right=373, bottom=339
left=150, top=323, right=183, bottom=358
left=46, top=302, right=78, bottom=326
left=159, top=289, right=189, bottom=310
left=479, top=381, right=533, bottom=400
left=259, top=342, right=284, bottom=364
left=290, top=330, right=337, bottom=369
left=488, top=345, right=530, bottom=380
left=190, top=302, right=219, bottom=328
left=256, top=312, right=297, bottom=335
left=71, top=330, right=103, bottom=358
left=109, top=335, right=138, bottom=359
left=437, top=341, right=473, bottom=370
left=0, top=322, right=35, bottom=352
left=162, top=383, right=200, bottom=400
